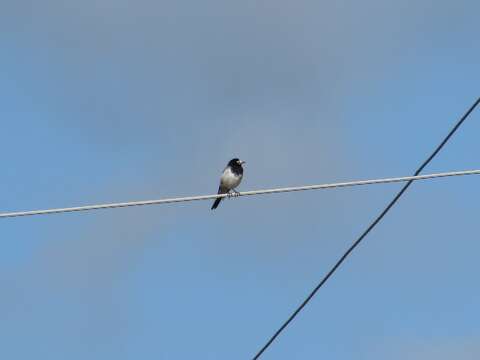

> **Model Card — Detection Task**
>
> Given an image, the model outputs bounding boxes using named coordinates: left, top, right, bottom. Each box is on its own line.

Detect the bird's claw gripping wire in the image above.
left=227, top=190, right=241, bottom=199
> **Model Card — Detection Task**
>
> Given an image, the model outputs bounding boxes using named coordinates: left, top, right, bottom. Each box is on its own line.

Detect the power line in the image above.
left=252, top=96, right=480, bottom=360
left=0, top=170, right=479, bottom=219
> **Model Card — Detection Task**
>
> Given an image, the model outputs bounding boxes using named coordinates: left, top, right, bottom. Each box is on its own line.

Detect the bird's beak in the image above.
left=240, top=160, right=246, bottom=165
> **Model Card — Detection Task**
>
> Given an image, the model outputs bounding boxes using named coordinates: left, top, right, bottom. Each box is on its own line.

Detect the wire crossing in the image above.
left=0, top=169, right=479, bottom=219
left=252, top=96, right=480, bottom=359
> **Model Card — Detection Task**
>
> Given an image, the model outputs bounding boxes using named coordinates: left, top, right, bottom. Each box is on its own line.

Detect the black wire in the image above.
left=252, top=97, right=480, bottom=360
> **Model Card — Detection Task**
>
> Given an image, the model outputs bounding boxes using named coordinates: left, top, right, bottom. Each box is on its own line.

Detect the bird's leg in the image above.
left=226, top=189, right=241, bottom=199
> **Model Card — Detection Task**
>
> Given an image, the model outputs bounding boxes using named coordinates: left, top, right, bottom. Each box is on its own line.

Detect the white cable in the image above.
left=1, top=169, right=479, bottom=219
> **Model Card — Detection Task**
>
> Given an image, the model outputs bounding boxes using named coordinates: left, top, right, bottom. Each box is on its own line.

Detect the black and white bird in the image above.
left=211, top=158, right=246, bottom=210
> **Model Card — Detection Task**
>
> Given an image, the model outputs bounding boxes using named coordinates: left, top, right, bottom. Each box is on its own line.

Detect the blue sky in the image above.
left=1, top=1, right=480, bottom=359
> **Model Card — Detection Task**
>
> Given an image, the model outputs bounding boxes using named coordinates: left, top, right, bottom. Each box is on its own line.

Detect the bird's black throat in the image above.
left=230, top=163, right=244, bottom=176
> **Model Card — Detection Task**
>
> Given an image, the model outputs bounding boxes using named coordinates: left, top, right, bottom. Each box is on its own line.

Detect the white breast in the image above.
left=220, top=167, right=243, bottom=190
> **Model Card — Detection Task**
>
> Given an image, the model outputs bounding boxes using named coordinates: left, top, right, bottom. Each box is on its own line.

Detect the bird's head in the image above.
left=228, top=158, right=246, bottom=167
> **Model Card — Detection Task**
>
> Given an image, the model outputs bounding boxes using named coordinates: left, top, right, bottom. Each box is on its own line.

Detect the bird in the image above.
left=211, top=158, right=246, bottom=210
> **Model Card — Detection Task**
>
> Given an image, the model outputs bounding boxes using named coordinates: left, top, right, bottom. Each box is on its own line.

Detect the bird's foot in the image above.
left=227, top=190, right=241, bottom=199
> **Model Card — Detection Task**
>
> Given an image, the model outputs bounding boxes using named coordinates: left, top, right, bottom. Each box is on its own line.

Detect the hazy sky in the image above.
left=1, top=1, right=480, bottom=359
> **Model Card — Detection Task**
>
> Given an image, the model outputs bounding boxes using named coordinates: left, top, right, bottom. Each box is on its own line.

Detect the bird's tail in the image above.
left=211, top=197, right=222, bottom=210
left=211, top=187, right=224, bottom=210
